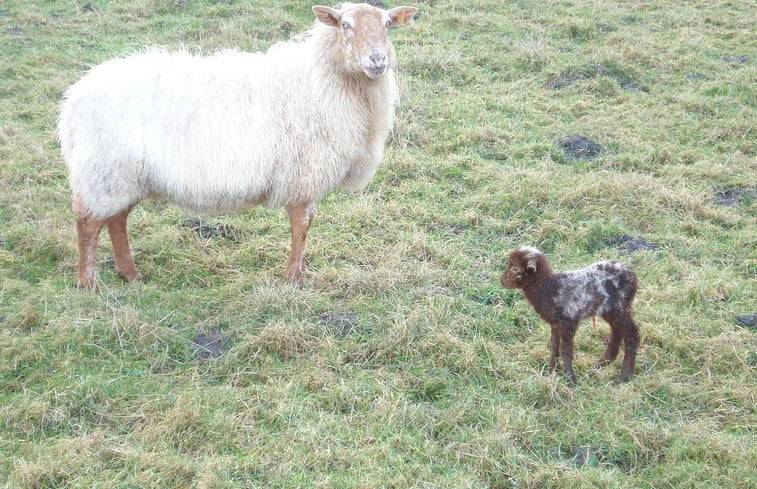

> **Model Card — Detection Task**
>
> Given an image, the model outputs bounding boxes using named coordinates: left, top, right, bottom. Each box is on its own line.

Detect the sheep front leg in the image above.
left=548, top=325, right=561, bottom=372
left=284, top=201, right=315, bottom=286
left=559, top=322, right=579, bottom=384
left=106, top=208, right=143, bottom=283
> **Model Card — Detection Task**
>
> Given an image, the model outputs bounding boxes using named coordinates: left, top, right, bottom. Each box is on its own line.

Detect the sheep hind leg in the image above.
left=559, top=322, right=579, bottom=384
left=597, top=316, right=623, bottom=366
left=284, top=201, right=315, bottom=286
left=106, top=207, right=143, bottom=283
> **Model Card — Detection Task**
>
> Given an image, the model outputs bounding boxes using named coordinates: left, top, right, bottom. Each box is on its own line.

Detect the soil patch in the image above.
left=735, top=314, right=757, bottom=331
left=722, top=55, right=747, bottom=64
left=603, top=234, right=660, bottom=254
left=319, top=312, right=359, bottom=337
left=714, top=186, right=756, bottom=207
left=558, top=135, right=606, bottom=160
left=549, top=63, right=647, bottom=92
left=182, top=217, right=243, bottom=242
left=192, top=328, right=229, bottom=359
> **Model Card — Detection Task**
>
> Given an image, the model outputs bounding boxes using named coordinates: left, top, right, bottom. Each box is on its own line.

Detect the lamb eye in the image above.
left=341, top=21, right=350, bottom=29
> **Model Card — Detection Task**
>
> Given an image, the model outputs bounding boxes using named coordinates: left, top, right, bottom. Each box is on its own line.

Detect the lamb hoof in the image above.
left=615, top=372, right=633, bottom=383
left=596, top=356, right=612, bottom=367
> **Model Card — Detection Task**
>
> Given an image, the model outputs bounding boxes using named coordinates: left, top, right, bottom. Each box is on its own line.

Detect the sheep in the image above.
left=57, top=3, right=418, bottom=290
left=500, top=246, right=640, bottom=383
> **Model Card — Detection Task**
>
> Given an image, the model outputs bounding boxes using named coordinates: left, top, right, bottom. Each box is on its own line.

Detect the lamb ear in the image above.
left=312, top=6, right=341, bottom=27
left=387, top=6, right=418, bottom=26
left=526, top=258, right=537, bottom=272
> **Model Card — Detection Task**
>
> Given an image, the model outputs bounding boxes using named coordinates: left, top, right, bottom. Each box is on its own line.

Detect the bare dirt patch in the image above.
left=735, top=314, right=757, bottom=331
left=318, top=312, right=359, bottom=337
left=558, top=134, right=606, bottom=160
left=182, top=217, right=244, bottom=242
left=192, top=328, right=229, bottom=359
left=549, top=63, right=647, bottom=92
left=602, top=234, right=660, bottom=253
left=714, top=186, right=756, bottom=207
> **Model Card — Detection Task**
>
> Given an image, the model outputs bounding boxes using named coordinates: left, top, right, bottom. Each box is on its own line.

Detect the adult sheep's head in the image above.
left=313, top=3, right=417, bottom=79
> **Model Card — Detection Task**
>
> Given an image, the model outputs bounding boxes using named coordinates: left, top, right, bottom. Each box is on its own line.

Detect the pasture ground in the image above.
left=1, top=1, right=755, bottom=487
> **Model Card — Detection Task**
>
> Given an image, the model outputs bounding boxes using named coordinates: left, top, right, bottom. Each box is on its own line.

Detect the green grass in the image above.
left=1, top=0, right=755, bottom=487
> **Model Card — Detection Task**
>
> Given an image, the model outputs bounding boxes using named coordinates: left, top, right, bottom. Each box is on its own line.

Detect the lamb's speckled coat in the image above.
left=500, top=246, right=641, bottom=383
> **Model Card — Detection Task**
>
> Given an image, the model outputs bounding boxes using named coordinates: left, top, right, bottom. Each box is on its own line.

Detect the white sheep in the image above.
left=58, top=2, right=418, bottom=289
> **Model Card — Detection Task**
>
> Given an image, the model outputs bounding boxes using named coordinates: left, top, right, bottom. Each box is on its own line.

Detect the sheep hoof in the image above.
left=77, top=281, right=99, bottom=292
left=123, top=271, right=144, bottom=283
left=284, top=271, right=304, bottom=287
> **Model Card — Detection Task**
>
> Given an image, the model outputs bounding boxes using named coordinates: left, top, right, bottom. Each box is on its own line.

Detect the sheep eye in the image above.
left=341, top=21, right=350, bottom=29
left=385, top=19, right=391, bottom=27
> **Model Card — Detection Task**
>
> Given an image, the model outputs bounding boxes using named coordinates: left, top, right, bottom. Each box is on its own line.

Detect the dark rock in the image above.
left=558, top=135, right=606, bottom=160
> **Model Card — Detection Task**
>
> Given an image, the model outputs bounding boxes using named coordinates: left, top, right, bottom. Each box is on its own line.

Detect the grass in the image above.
left=1, top=0, right=755, bottom=487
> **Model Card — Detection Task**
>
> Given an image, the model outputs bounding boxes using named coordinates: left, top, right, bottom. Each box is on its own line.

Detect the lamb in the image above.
left=57, top=3, right=418, bottom=290
left=500, top=246, right=640, bottom=383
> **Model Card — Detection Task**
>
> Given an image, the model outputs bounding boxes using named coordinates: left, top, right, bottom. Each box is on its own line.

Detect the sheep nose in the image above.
left=369, top=50, right=386, bottom=65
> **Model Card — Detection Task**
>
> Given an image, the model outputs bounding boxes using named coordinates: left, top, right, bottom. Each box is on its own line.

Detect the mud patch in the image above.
left=319, top=312, right=358, bottom=337
left=192, top=328, right=229, bottom=359
left=735, top=314, right=757, bottom=331
left=714, top=186, right=756, bottom=207
left=601, top=234, right=660, bottom=254
left=685, top=73, right=709, bottom=81
left=558, top=135, right=606, bottom=160
left=549, top=63, right=647, bottom=92
left=571, top=447, right=607, bottom=467
left=182, top=217, right=243, bottom=242
left=722, top=55, right=747, bottom=65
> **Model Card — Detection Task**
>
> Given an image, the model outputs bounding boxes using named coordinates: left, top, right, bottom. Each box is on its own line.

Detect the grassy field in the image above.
left=1, top=0, right=755, bottom=487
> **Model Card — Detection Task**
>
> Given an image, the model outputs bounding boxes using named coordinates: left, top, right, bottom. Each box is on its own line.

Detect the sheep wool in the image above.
left=58, top=3, right=418, bottom=288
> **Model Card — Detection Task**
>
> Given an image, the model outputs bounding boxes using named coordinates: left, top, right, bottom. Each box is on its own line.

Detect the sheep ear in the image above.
left=387, top=7, right=418, bottom=26
left=526, top=258, right=537, bottom=272
left=312, top=6, right=342, bottom=27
